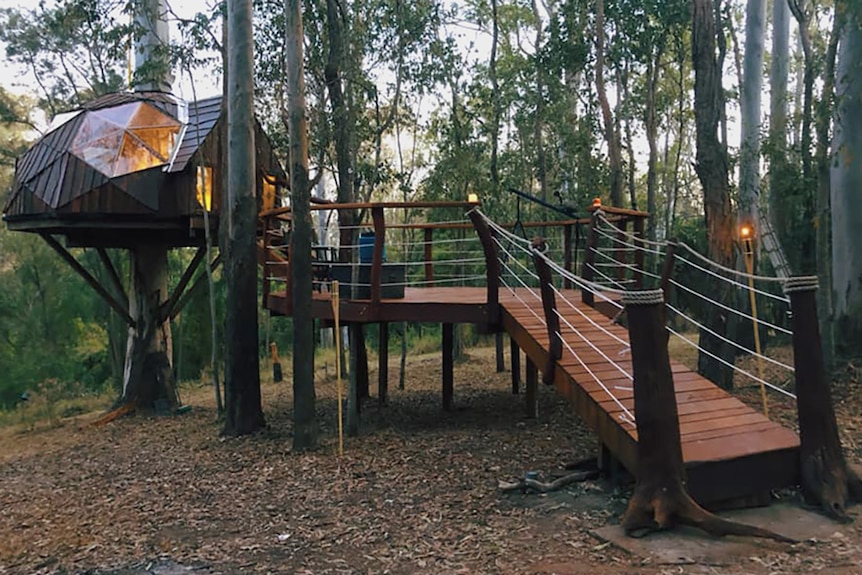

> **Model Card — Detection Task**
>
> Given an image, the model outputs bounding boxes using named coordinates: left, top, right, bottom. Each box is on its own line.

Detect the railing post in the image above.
left=510, top=336, right=521, bottom=394
left=564, top=223, right=574, bottom=290
left=370, top=206, right=385, bottom=306
left=424, top=227, right=434, bottom=282
left=468, top=208, right=500, bottom=324
left=581, top=211, right=599, bottom=307
left=659, top=240, right=678, bottom=305
left=531, top=239, right=561, bottom=385
left=620, top=289, right=685, bottom=531
left=784, top=276, right=861, bottom=521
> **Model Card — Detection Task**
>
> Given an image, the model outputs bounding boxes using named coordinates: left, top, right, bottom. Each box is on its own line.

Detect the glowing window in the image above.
left=196, top=166, right=213, bottom=210
left=70, top=102, right=182, bottom=177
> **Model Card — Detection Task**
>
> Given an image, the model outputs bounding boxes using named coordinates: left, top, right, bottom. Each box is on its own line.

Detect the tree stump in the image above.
left=785, top=277, right=862, bottom=521
left=621, top=289, right=792, bottom=542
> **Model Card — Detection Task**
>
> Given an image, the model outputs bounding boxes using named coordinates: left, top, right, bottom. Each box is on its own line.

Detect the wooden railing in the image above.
left=259, top=202, right=591, bottom=326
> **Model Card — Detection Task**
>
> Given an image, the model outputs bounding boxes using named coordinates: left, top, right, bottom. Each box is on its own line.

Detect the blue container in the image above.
left=359, top=231, right=386, bottom=263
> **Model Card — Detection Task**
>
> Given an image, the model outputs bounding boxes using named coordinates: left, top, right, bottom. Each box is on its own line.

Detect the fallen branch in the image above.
left=90, top=403, right=135, bottom=427
left=498, top=469, right=600, bottom=494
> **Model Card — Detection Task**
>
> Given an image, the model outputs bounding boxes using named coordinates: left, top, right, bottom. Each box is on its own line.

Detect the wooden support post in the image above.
left=424, top=228, right=434, bottom=282
left=785, top=277, right=862, bottom=521
left=96, top=247, right=129, bottom=310
left=525, top=357, right=538, bottom=419
left=563, top=224, right=574, bottom=290
left=40, top=233, right=135, bottom=326
left=356, top=324, right=369, bottom=401
left=531, top=239, right=561, bottom=385
left=495, top=332, right=505, bottom=372
left=378, top=322, right=389, bottom=406
left=169, top=254, right=222, bottom=321
left=370, top=206, right=385, bottom=307
left=581, top=211, right=599, bottom=306
left=510, top=336, right=521, bottom=394
left=442, top=323, right=454, bottom=411
left=621, top=289, right=791, bottom=541
left=160, top=246, right=206, bottom=321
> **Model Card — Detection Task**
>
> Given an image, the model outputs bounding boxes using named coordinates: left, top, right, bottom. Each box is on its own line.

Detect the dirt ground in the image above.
left=2, top=346, right=862, bottom=575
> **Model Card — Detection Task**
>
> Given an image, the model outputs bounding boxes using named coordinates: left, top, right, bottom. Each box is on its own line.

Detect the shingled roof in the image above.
left=168, top=95, right=221, bottom=173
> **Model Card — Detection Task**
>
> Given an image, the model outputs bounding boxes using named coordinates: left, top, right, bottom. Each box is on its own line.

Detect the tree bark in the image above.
left=813, top=6, right=843, bottom=368
left=122, top=244, right=178, bottom=411
left=222, top=0, right=265, bottom=436
left=286, top=0, right=317, bottom=450
left=785, top=278, right=862, bottom=522
left=829, top=3, right=862, bottom=357
left=621, top=291, right=791, bottom=542
left=692, top=0, right=735, bottom=389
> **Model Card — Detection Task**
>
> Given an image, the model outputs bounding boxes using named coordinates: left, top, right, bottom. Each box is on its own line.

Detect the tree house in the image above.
left=2, top=90, right=287, bottom=411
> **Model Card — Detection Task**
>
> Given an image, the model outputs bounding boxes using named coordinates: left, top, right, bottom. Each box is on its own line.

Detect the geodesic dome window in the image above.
left=70, top=102, right=182, bottom=178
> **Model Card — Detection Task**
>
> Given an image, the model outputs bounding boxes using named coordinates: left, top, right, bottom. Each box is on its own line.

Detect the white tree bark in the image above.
left=738, top=0, right=766, bottom=230
left=831, top=13, right=862, bottom=343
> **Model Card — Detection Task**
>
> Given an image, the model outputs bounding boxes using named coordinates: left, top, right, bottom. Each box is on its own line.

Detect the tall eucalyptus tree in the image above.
left=830, top=2, right=862, bottom=355
left=692, top=0, right=735, bottom=389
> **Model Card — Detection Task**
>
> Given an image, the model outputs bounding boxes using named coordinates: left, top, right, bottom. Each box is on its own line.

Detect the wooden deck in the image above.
left=499, top=288, right=800, bottom=505
left=266, top=285, right=800, bottom=506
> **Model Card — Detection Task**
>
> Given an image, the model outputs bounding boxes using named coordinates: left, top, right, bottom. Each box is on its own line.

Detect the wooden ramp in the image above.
left=499, top=288, right=800, bottom=506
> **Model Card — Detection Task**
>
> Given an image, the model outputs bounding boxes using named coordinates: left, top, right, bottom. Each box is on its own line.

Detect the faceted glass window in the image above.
left=70, top=102, right=182, bottom=177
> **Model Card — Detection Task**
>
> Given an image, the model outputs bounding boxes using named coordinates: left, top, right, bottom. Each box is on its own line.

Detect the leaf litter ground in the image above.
left=1, top=346, right=862, bottom=574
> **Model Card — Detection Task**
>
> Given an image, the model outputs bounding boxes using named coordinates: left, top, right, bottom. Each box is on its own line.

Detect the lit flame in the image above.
left=592, top=197, right=602, bottom=207
left=740, top=224, right=752, bottom=239
left=467, top=193, right=479, bottom=203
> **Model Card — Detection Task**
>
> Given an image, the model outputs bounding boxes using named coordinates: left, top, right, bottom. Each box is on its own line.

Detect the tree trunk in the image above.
left=692, top=0, right=735, bottom=389
left=286, top=0, right=317, bottom=450
left=813, top=6, right=843, bottom=368
left=595, top=0, right=623, bottom=207
left=621, top=291, right=791, bottom=542
left=222, top=0, right=265, bottom=436
left=122, top=244, right=178, bottom=411
left=644, top=41, right=664, bottom=242
left=831, top=7, right=862, bottom=355
left=738, top=0, right=765, bottom=232
left=785, top=278, right=862, bottom=522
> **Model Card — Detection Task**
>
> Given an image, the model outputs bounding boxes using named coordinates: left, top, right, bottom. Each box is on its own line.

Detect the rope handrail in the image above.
left=584, top=262, right=632, bottom=291
left=674, top=252, right=790, bottom=303
left=552, top=325, right=637, bottom=426
left=666, top=304, right=795, bottom=373
left=543, top=257, right=626, bottom=309
left=552, top=314, right=634, bottom=385
left=668, top=278, right=792, bottom=335
left=666, top=325, right=796, bottom=399
left=593, top=224, right=667, bottom=257
left=551, top=285, right=631, bottom=348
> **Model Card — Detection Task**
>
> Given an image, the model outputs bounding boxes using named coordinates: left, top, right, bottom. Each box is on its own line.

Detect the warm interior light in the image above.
left=467, top=193, right=479, bottom=203
left=71, top=102, right=182, bottom=178
left=262, top=176, right=277, bottom=211
left=196, top=165, right=213, bottom=211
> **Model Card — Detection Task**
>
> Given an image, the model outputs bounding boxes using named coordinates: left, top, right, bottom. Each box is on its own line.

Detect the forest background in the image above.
left=0, top=0, right=859, bottom=414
